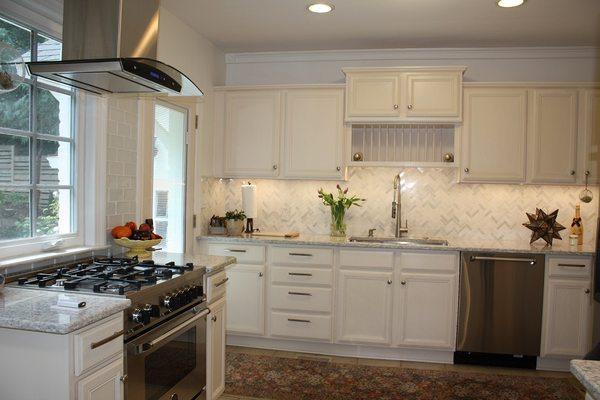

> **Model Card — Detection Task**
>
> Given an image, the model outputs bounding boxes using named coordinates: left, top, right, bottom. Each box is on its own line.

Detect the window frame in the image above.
left=0, top=14, right=83, bottom=255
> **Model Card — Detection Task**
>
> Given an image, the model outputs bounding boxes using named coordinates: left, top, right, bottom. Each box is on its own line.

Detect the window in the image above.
left=0, top=15, right=76, bottom=243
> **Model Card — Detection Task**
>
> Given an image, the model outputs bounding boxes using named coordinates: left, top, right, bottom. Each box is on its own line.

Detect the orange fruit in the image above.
left=111, top=226, right=132, bottom=239
left=125, top=221, right=137, bottom=231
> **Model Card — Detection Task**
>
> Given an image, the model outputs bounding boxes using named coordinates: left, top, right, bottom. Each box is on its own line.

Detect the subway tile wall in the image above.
left=203, top=167, right=599, bottom=246
left=106, top=97, right=138, bottom=254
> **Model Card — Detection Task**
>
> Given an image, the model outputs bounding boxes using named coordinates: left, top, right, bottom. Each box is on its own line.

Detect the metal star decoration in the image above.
left=522, top=208, right=566, bottom=246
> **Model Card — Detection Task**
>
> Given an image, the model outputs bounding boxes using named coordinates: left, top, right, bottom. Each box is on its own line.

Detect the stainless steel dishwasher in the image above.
left=455, top=252, right=545, bottom=368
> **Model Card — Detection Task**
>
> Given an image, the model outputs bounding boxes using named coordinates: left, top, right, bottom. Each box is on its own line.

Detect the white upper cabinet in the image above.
left=284, top=88, right=345, bottom=179
left=345, top=72, right=400, bottom=118
left=460, top=88, right=528, bottom=183
left=528, top=89, right=578, bottom=183
left=223, top=90, right=281, bottom=177
left=581, top=89, right=600, bottom=184
left=405, top=72, right=462, bottom=118
left=344, top=67, right=465, bottom=123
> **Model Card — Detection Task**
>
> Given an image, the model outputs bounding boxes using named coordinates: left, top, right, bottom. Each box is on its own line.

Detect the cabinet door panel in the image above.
left=346, top=73, right=400, bottom=118
left=284, top=89, right=344, bottom=179
left=77, top=358, right=124, bottom=400
left=583, top=90, right=600, bottom=184
left=224, top=91, right=281, bottom=177
left=395, top=273, right=457, bottom=349
left=461, top=88, right=527, bottom=182
left=226, top=264, right=265, bottom=335
left=529, top=89, right=578, bottom=183
left=406, top=72, right=461, bottom=118
left=336, top=270, right=393, bottom=345
left=542, top=279, right=591, bottom=358
left=207, top=297, right=226, bottom=400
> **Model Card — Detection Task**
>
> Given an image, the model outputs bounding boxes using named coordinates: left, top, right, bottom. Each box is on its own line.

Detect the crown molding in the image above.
left=226, top=46, right=599, bottom=65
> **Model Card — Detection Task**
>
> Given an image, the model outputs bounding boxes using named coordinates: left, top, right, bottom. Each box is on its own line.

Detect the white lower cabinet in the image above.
left=77, top=357, right=124, bottom=400
left=395, top=273, right=457, bottom=349
left=542, top=278, right=592, bottom=358
left=207, top=296, right=226, bottom=400
left=226, top=264, right=265, bottom=335
left=336, top=269, right=393, bottom=345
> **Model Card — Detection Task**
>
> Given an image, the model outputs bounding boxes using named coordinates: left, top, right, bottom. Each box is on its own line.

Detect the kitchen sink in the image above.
left=348, top=236, right=449, bottom=246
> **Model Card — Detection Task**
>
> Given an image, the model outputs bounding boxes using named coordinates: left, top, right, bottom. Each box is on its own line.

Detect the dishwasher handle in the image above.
left=470, top=256, right=537, bottom=265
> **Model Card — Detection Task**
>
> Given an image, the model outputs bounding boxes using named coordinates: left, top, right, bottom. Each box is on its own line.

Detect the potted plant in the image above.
left=318, top=185, right=365, bottom=237
left=225, top=209, right=246, bottom=236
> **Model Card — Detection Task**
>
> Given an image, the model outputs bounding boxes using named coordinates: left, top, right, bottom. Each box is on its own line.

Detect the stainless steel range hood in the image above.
left=26, top=0, right=203, bottom=97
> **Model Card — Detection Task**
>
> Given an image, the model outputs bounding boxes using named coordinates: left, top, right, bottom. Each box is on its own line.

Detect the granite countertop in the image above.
left=571, top=360, right=600, bottom=399
left=198, top=234, right=596, bottom=256
left=147, top=252, right=236, bottom=274
left=0, top=287, right=131, bottom=334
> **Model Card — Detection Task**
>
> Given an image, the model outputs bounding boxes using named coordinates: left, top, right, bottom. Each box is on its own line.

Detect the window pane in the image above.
left=35, top=87, right=72, bottom=137
left=35, top=139, right=71, bottom=186
left=36, top=188, right=71, bottom=236
left=0, top=189, right=31, bottom=240
left=36, top=33, right=61, bottom=61
left=0, top=133, right=30, bottom=185
left=0, top=83, right=30, bottom=131
left=153, top=104, right=187, bottom=253
left=0, top=17, right=31, bottom=63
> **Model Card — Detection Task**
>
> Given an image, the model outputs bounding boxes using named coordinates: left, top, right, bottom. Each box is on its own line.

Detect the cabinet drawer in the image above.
left=271, top=246, right=333, bottom=266
left=270, top=311, right=331, bottom=341
left=549, top=257, right=592, bottom=279
left=397, top=251, right=458, bottom=272
left=207, top=270, right=228, bottom=303
left=339, top=249, right=394, bottom=269
left=74, top=314, right=124, bottom=377
left=270, top=285, right=332, bottom=312
left=271, top=266, right=332, bottom=286
left=208, top=243, right=265, bottom=264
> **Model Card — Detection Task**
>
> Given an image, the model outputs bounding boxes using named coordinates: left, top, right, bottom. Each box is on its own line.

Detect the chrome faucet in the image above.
left=392, top=173, right=408, bottom=238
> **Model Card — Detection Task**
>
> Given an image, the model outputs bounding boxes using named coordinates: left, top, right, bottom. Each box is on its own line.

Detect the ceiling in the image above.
left=161, top=0, right=600, bottom=53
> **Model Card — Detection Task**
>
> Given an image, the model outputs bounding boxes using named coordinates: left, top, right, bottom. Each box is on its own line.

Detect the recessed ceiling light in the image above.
left=497, top=0, right=525, bottom=7
left=308, top=3, right=334, bottom=13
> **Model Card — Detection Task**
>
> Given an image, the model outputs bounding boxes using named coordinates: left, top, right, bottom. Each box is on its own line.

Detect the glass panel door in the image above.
left=153, top=102, right=187, bottom=253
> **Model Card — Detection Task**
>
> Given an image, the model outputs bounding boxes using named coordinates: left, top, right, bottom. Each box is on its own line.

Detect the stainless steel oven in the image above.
left=125, top=305, right=209, bottom=400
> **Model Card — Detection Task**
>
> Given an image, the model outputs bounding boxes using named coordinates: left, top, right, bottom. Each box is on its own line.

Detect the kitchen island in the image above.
left=572, top=360, right=600, bottom=400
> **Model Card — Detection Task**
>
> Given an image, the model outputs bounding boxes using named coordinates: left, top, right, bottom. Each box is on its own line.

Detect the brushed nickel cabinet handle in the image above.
left=214, top=277, right=229, bottom=287
left=288, top=318, right=311, bottom=323
left=289, top=252, right=313, bottom=257
left=288, top=272, right=313, bottom=277
left=288, top=291, right=312, bottom=296
left=558, top=263, right=586, bottom=268
left=90, top=329, right=125, bottom=350
left=227, top=249, right=246, bottom=253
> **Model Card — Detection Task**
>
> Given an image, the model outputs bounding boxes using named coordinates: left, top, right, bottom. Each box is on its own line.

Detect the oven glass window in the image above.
left=145, top=326, right=196, bottom=400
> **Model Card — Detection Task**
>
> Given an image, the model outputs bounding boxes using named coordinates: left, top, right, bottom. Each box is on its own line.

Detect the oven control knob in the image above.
left=144, top=304, right=160, bottom=318
left=182, top=288, right=192, bottom=304
left=132, top=308, right=150, bottom=324
left=191, top=285, right=201, bottom=298
left=162, top=294, right=177, bottom=309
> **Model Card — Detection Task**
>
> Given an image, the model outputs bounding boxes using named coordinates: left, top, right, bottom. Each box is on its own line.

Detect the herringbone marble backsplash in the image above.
left=200, top=167, right=599, bottom=246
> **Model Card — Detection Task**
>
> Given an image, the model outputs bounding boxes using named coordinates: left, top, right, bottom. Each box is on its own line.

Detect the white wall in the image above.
left=225, top=47, right=599, bottom=85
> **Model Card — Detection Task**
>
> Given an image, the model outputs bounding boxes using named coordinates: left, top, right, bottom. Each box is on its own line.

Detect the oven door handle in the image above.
left=136, top=308, right=210, bottom=355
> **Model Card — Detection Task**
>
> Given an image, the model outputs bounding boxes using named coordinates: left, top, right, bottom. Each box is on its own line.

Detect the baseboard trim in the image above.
left=227, top=335, right=454, bottom=364
left=536, top=357, right=573, bottom=372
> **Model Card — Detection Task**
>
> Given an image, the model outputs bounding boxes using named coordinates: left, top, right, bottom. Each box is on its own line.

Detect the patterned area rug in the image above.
left=225, top=352, right=583, bottom=400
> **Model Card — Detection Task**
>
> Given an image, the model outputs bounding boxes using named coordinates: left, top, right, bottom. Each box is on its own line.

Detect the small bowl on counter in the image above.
left=113, top=237, right=162, bottom=258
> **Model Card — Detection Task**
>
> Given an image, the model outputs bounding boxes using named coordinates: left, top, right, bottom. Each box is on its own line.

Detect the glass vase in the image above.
left=330, top=206, right=347, bottom=237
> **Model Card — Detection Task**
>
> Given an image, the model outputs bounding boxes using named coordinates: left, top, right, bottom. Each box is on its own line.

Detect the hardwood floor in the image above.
left=220, top=346, right=585, bottom=400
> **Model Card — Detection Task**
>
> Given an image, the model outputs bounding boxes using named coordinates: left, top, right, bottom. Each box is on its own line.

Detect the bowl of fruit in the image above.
left=111, top=219, right=162, bottom=258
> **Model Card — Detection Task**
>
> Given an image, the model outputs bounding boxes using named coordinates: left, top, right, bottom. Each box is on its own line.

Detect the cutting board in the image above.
left=252, top=231, right=300, bottom=238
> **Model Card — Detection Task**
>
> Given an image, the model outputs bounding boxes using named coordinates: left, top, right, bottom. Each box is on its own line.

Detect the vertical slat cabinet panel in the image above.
left=460, top=88, right=527, bottom=183
left=223, top=91, right=281, bottom=177
left=284, top=88, right=345, bottom=179
left=529, top=89, right=578, bottom=183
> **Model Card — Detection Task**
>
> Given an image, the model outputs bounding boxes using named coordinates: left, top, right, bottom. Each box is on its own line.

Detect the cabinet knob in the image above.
left=258, top=272, right=263, bottom=277
left=120, top=375, right=128, bottom=383
left=393, top=104, right=399, bottom=110
left=585, top=289, right=591, bottom=294
left=407, top=104, right=413, bottom=110
left=585, top=170, right=590, bottom=176
left=212, top=315, right=217, bottom=322
left=336, top=166, right=341, bottom=171
left=387, top=279, right=392, bottom=285
left=401, top=281, right=406, bottom=285
left=570, top=170, right=576, bottom=175
left=464, top=168, right=470, bottom=173
left=272, top=164, right=278, bottom=170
